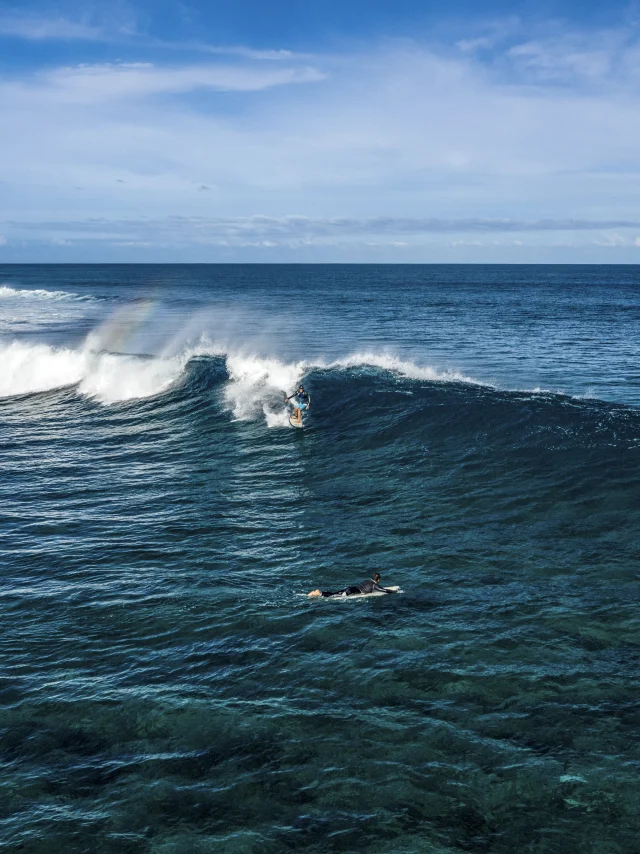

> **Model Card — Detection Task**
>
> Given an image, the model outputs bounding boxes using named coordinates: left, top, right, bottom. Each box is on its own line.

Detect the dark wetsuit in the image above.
left=320, top=579, right=394, bottom=597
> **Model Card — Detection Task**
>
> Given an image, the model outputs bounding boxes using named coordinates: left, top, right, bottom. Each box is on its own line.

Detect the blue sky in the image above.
left=2, top=0, right=640, bottom=262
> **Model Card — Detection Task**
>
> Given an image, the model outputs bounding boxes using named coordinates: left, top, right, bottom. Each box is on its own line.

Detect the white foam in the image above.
left=0, top=338, right=484, bottom=410
left=219, top=350, right=481, bottom=426
left=0, top=285, right=95, bottom=302
left=78, top=352, right=185, bottom=403
left=0, top=341, right=87, bottom=397
left=0, top=340, right=186, bottom=403
left=223, top=353, right=305, bottom=425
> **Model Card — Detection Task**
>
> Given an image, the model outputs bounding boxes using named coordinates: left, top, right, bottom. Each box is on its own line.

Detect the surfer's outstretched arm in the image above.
left=372, top=582, right=395, bottom=594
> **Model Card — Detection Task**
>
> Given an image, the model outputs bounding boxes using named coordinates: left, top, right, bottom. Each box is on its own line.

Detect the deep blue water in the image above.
left=0, top=264, right=639, bottom=853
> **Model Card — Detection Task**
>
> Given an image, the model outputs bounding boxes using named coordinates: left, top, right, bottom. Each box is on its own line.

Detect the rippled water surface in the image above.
left=0, top=265, right=639, bottom=853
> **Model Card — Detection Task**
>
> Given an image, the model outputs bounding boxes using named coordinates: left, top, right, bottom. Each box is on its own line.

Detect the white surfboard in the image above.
left=289, top=414, right=304, bottom=428
left=321, top=585, right=402, bottom=600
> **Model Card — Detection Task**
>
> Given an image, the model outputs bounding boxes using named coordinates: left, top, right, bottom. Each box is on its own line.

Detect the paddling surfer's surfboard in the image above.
left=322, top=586, right=402, bottom=600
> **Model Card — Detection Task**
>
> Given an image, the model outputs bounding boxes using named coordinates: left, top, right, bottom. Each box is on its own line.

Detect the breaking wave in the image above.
left=0, top=285, right=97, bottom=302
left=0, top=341, right=185, bottom=404
left=0, top=337, right=480, bottom=410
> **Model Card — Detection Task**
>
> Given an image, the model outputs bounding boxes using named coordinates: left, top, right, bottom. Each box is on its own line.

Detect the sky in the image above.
left=2, top=0, right=640, bottom=262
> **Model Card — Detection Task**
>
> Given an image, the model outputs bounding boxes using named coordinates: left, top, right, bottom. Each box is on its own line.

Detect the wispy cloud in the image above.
left=0, top=14, right=105, bottom=41
left=7, top=215, right=640, bottom=243
left=3, top=19, right=640, bottom=260
left=2, top=60, right=326, bottom=105
left=0, top=2, right=141, bottom=43
left=5, top=214, right=640, bottom=263
left=150, top=41, right=306, bottom=60
left=0, top=9, right=307, bottom=59
left=507, top=36, right=615, bottom=84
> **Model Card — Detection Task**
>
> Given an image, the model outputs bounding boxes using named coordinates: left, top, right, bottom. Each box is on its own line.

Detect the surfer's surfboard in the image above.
left=323, top=585, right=402, bottom=600
left=289, top=415, right=304, bottom=428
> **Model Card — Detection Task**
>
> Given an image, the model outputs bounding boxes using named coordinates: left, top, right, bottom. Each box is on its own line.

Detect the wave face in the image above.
left=0, top=264, right=639, bottom=854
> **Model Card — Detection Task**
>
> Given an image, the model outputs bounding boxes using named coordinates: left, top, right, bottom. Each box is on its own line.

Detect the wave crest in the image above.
left=0, top=338, right=482, bottom=411
left=0, top=285, right=96, bottom=302
left=0, top=341, right=185, bottom=403
left=327, top=351, right=481, bottom=384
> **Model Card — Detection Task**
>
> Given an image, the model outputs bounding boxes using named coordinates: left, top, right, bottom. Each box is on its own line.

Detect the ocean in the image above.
left=0, top=264, right=638, bottom=853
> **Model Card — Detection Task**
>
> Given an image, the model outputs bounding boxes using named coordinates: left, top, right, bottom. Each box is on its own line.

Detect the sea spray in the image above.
left=223, top=353, right=306, bottom=422
left=0, top=340, right=186, bottom=403
left=0, top=338, right=489, bottom=409
left=0, top=341, right=87, bottom=397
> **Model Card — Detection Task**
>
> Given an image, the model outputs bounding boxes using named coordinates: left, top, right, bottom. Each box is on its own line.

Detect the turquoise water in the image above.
left=0, top=265, right=639, bottom=853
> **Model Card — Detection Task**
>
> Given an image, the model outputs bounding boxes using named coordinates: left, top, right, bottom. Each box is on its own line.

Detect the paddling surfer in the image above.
left=308, top=572, right=396, bottom=598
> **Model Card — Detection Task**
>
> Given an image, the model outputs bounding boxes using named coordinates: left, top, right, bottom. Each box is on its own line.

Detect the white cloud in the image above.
left=0, top=3, right=140, bottom=43
left=503, top=28, right=640, bottom=87
left=591, top=232, right=628, bottom=247
left=6, top=215, right=639, bottom=248
left=0, top=15, right=104, bottom=41
left=3, top=26, right=640, bottom=259
left=1, top=61, right=326, bottom=106
left=180, top=44, right=304, bottom=61
left=507, top=39, right=613, bottom=82
left=456, top=36, right=496, bottom=53
left=0, top=9, right=307, bottom=58
left=0, top=235, right=7, bottom=246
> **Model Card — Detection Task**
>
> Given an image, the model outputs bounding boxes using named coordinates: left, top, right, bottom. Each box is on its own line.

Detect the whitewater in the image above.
left=0, top=333, right=479, bottom=411
left=1, top=263, right=638, bottom=854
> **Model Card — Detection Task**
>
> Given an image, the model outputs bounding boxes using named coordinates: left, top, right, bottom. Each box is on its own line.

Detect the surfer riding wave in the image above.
left=285, top=384, right=311, bottom=425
